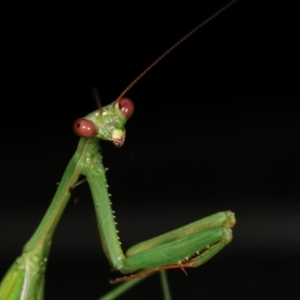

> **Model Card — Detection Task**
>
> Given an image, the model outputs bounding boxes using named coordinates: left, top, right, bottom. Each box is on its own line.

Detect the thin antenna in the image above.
left=115, top=0, right=237, bottom=102
left=92, top=87, right=103, bottom=114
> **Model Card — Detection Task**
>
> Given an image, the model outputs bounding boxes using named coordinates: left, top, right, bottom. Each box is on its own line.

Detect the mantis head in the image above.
left=73, top=98, right=134, bottom=147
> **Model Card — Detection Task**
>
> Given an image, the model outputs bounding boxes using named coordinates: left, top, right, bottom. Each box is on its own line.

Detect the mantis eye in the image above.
left=118, top=98, right=134, bottom=120
left=73, top=119, right=98, bottom=137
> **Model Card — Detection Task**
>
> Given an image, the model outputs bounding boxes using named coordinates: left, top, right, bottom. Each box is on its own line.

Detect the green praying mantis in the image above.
left=0, top=1, right=237, bottom=299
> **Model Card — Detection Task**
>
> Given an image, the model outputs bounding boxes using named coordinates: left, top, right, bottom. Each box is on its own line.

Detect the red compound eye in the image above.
left=73, top=119, right=98, bottom=137
left=118, top=98, right=134, bottom=120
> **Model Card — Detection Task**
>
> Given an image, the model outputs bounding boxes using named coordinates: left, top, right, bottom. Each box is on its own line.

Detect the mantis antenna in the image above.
left=93, top=87, right=103, bottom=114
left=115, top=0, right=238, bottom=102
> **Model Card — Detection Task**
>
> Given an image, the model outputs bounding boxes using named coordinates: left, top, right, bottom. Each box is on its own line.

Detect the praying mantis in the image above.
left=0, top=1, right=237, bottom=299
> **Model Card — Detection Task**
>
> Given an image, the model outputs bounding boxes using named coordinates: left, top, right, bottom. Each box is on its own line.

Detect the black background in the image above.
left=1, top=1, right=299, bottom=299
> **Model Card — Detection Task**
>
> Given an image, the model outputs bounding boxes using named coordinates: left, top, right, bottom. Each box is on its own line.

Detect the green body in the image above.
left=0, top=1, right=239, bottom=298
left=0, top=100, right=235, bottom=299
